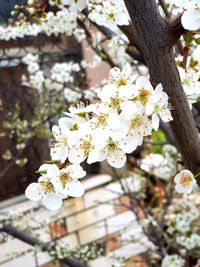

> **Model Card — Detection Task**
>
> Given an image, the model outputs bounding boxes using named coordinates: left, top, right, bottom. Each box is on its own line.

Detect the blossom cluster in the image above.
left=166, top=199, right=200, bottom=252
left=88, top=0, right=130, bottom=30
left=25, top=66, right=172, bottom=210
left=0, top=9, right=77, bottom=41
left=22, top=53, right=98, bottom=102
left=161, top=254, right=185, bottom=267
left=178, top=65, right=200, bottom=109
left=140, top=144, right=179, bottom=181
left=25, top=163, right=86, bottom=210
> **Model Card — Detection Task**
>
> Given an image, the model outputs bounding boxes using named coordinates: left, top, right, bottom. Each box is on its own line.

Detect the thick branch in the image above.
left=124, top=0, right=200, bottom=184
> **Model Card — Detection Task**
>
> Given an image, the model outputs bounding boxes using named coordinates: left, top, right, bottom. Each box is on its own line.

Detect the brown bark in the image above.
left=124, top=0, right=200, bottom=184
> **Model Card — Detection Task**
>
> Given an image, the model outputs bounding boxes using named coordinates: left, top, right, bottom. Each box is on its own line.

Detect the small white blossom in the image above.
left=146, top=84, right=173, bottom=131
left=174, top=169, right=196, bottom=194
left=25, top=164, right=63, bottom=211
left=162, top=254, right=185, bottom=267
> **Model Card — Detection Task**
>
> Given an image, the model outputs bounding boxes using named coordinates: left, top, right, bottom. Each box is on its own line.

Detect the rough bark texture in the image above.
left=124, top=0, right=200, bottom=184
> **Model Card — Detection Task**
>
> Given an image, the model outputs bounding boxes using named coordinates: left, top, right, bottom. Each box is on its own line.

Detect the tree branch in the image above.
left=166, top=14, right=186, bottom=49
left=124, top=0, right=200, bottom=184
left=1, top=224, right=88, bottom=267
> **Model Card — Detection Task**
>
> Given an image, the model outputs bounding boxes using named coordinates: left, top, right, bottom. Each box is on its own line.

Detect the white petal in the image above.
left=136, top=76, right=153, bottom=91
left=68, top=181, right=85, bottom=197
left=87, top=149, right=101, bottom=164
left=77, top=0, right=87, bottom=11
left=42, top=194, right=63, bottom=211
left=58, top=117, right=72, bottom=133
left=107, top=150, right=127, bottom=168
left=154, top=83, right=164, bottom=94
left=92, top=128, right=109, bottom=150
left=107, top=113, right=121, bottom=130
left=50, top=146, right=68, bottom=163
left=68, top=148, right=86, bottom=164
left=175, top=184, right=193, bottom=194
left=39, top=164, right=59, bottom=177
left=120, top=134, right=143, bottom=153
left=160, top=108, right=173, bottom=122
left=152, top=114, right=160, bottom=131
left=110, top=126, right=129, bottom=141
left=146, top=102, right=155, bottom=116
left=174, top=173, right=181, bottom=184
left=25, top=183, right=42, bottom=201
left=52, top=125, right=61, bottom=141
left=120, top=101, right=137, bottom=119
left=118, top=85, right=135, bottom=99
left=98, top=84, right=117, bottom=102
left=181, top=10, right=200, bottom=31
left=66, top=164, right=86, bottom=179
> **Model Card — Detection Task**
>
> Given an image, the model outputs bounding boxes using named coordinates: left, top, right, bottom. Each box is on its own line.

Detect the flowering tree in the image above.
left=1, top=0, right=200, bottom=266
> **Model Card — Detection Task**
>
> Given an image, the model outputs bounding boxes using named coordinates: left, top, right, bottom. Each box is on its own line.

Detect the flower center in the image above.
left=131, top=115, right=143, bottom=129
left=59, top=171, right=72, bottom=187
left=107, top=12, right=115, bottom=21
left=109, top=96, right=122, bottom=109
left=96, top=113, right=108, bottom=126
left=106, top=138, right=118, bottom=152
left=118, top=77, right=127, bottom=86
left=135, top=88, right=151, bottom=104
left=40, top=180, right=55, bottom=194
left=180, top=175, right=193, bottom=187
left=70, top=123, right=79, bottom=131
left=77, top=112, right=87, bottom=119
left=154, top=103, right=161, bottom=113
left=80, top=138, right=94, bottom=156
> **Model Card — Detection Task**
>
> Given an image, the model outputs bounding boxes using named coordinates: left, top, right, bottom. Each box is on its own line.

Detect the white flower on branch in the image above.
left=25, top=163, right=85, bottom=210
left=25, top=164, right=63, bottom=211
left=88, top=0, right=129, bottom=30
left=174, top=169, right=196, bottom=194
left=25, top=66, right=173, bottom=210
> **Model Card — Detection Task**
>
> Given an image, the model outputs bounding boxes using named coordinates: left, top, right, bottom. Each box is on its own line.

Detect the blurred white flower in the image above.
left=162, top=254, right=185, bottom=267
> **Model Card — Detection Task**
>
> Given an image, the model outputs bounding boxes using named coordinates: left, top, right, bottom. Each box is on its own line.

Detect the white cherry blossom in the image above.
left=133, top=76, right=154, bottom=105
left=99, top=137, right=127, bottom=168
left=25, top=164, right=63, bottom=211
left=178, top=66, right=200, bottom=109
left=51, top=117, right=78, bottom=163
left=68, top=125, right=106, bottom=164
left=89, top=0, right=129, bottom=30
left=25, top=163, right=86, bottom=210
left=174, top=169, right=196, bottom=193
left=146, top=84, right=173, bottom=131
left=54, top=164, right=86, bottom=197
